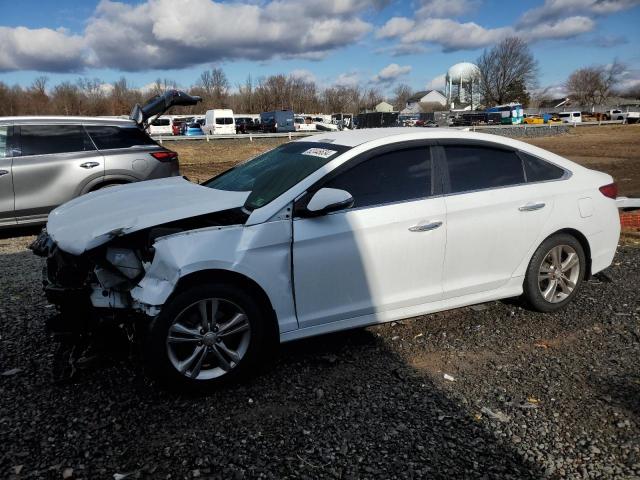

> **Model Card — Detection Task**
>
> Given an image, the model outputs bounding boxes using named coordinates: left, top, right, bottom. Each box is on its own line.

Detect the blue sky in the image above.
left=1, top=0, right=639, bottom=96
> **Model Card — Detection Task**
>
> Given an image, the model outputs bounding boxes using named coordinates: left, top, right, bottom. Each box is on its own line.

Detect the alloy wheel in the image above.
left=537, top=244, right=581, bottom=304
left=166, top=298, right=251, bottom=380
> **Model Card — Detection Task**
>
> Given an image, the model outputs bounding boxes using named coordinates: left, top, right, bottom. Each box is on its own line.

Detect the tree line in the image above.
left=0, top=36, right=636, bottom=117
left=0, top=70, right=387, bottom=117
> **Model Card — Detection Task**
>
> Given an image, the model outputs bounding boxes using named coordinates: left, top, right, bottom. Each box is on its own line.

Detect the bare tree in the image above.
left=27, top=76, right=50, bottom=114
left=198, top=67, right=230, bottom=108
left=565, top=59, right=625, bottom=107
left=392, top=83, right=413, bottom=111
left=477, top=37, right=538, bottom=106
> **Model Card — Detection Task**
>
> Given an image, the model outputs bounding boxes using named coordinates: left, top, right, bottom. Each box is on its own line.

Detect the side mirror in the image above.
left=300, top=188, right=354, bottom=217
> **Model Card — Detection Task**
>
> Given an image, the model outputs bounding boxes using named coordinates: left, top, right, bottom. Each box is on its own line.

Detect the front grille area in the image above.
left=46, top=248, right=92, bottom=288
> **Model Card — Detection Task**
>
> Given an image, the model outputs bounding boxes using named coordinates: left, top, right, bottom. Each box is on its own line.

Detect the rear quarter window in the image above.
left=520, top=152, right=566, bottom=182
left=85, top=125, right=158, bottom=150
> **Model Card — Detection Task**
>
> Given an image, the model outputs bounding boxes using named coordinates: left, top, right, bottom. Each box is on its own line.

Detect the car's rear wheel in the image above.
left=523, top=234, right=586, bottom=312
left=144, top=283, right=269, bottom=390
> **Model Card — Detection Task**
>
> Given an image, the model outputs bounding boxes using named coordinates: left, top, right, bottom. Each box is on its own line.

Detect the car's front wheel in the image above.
left=144, top=283, right=269, bottom=390
left=523, top=233, right=586, bottom=312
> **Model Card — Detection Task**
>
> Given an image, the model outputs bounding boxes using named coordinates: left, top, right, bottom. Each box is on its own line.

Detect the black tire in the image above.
left=143, top=282, right=271, bottom=391
left=92, top=182, right=127, bottom=191
left=522, top=233, right=586, bottom=313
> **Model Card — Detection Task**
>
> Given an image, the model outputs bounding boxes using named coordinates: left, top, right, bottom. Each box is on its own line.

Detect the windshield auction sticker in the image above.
left=301, top=148, right=338, bottom=159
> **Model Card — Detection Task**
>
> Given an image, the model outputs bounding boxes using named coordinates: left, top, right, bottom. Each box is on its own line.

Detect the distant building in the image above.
left=374, top=101, right=394, bottom=113
left=402, top=90, right=447, bottom=114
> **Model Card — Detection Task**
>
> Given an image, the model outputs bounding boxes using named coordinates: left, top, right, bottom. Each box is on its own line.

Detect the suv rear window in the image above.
left=19, top=125, right=95, bottom=156
left=84, top=126, right=158, bottom=150
left=151, top=118, right=170, bottom=126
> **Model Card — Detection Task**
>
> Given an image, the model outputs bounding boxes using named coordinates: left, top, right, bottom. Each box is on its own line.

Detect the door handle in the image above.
left=0, top=170, right=9, bottom=176
left=79, top=162, right=100, bottom=169
left=409, top=221, right=442, bottom=232
left=519, top=202, right=546, bottom=212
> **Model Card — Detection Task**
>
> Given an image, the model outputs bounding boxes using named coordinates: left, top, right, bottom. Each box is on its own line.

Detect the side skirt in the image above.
left=280, top=276, right=524, bottom=343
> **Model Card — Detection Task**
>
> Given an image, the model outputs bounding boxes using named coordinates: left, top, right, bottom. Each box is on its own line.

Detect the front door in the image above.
left=292, top=145, right=446, bottom=328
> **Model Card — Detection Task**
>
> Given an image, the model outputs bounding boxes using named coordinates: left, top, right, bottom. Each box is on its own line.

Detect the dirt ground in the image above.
left=526, top=125, right=640, bottom=198
left=169, top=125, right=640, bottom=196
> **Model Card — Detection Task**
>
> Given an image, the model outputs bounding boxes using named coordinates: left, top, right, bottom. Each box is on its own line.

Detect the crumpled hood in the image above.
left=47, top=177, right=249, bottom=255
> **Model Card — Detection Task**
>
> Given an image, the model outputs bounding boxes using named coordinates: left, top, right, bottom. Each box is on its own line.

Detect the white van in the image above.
left=203, top=109, right=235, bottom=135
left=558, top=111, right=582, bottom=123
left=147, top=116, right=173, bottom=135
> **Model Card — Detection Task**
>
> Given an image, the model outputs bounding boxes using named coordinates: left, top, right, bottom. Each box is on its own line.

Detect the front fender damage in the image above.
left=129, top=221, right=296, bottom=332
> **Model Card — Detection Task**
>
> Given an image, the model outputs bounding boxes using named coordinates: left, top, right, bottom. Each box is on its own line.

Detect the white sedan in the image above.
left=32, top=128, right=620, bottom=389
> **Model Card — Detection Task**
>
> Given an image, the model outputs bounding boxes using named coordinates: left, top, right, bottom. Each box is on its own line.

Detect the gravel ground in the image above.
left=1, top=234, right=639, bottom=480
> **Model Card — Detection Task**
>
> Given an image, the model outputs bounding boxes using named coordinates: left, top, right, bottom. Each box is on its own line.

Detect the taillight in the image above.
left=151, top=151, right=178, bottom=162
left=599, top=182, right=618, bottom=199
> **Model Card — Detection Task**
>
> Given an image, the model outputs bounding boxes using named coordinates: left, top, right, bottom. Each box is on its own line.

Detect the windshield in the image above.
left=204, top=141, right=350, bottom=210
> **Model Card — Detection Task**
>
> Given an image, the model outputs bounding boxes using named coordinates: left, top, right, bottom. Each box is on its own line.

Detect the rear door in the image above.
left=439, top=143, right=554, bottom=298
left=0, top=124, right=16, bottom=227
left=12, top=124, right=103, bottom=223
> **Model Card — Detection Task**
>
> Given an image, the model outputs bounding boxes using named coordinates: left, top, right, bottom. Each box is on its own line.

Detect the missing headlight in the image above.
left=106, top=248, right=143, bottom=280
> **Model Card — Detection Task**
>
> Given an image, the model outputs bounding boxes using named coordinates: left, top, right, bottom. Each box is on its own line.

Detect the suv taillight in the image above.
left=599, top=183, right=618, bottom=199
left=151, top=151, right=178, bottom=162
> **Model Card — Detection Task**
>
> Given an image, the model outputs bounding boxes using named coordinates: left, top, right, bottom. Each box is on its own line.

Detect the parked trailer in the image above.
left=355, top=112, right=399, bottom=129
left=260, top=110, right=295, bottom=133
left=486, top=103, right=524, bottom=125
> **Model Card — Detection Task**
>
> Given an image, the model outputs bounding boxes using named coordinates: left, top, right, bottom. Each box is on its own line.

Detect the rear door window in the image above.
left=323, top=147, right=432, bottom=208
left=84, top=125, right=158, bottom=150
left=444, top=145, right=525, bottom=193
left=19, top=125, right=95, bottom=156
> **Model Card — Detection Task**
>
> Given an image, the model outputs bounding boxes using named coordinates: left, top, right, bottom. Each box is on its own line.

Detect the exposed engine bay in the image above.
left=30, top=208, right=249, bottom=380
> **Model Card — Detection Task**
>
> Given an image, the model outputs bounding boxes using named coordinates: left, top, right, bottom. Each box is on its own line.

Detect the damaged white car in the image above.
left=31, top=128, right=620, bottom=389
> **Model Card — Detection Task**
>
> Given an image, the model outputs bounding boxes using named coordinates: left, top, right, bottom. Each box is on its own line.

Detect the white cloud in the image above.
left=377, top=17, right=415, bottom=39
left=0, top=26, right=84, bottom=72
left=372, top=63, right=412, bottom=83
left=333, top=72, right=360, bottom=88
left=616, top=66, right=640, bottom=93
left=290, top=69, right=316, bottom=83
left=415, top=0, right=477, bottom=17
left=378, top=9, right=601, bottom=51
left=0, top=0, right=380, bottom=73
left=533, top=84, right=569, bottom=99
left=524, top=16, right=596, bottom=41
left=426, top=73, right=446, bottom=90
left=382, top=17, right=514, bottom=51
left=519, top=0, right=640, bottom=27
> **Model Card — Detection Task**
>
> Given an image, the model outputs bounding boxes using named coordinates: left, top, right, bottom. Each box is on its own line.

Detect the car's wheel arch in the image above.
left=81, top=174, right=138, bottom=194
left=550, top=228, right=592, bottom=279
left=171, top=269, right=280, bottom=343
left=523, top=228, right=593, bottom=281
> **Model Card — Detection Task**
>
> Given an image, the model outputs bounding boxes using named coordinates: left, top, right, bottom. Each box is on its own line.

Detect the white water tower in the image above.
left=445, top=62, right=480, bottom=109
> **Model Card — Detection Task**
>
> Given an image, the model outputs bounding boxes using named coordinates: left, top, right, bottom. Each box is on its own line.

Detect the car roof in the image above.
left=296, top=127, right=513, bottom=147
left=296, top=127, right=582, bottom=172
left=0, top=116, right=135, bottom=126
